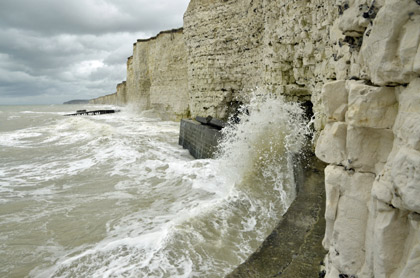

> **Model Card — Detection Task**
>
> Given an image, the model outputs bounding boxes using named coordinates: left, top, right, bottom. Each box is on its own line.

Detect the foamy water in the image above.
left=0, top=97, right=309, bottom=278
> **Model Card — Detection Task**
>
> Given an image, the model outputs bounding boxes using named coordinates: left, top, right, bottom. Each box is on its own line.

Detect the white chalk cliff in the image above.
left=91, top=0, right=420, bottom=276
left=91, top=28, right=189, bottom=121
left=316, top=1, right=420, bottom=277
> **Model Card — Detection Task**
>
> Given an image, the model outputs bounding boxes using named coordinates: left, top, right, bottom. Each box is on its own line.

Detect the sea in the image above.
left=0, top=95, right=310, bottom=278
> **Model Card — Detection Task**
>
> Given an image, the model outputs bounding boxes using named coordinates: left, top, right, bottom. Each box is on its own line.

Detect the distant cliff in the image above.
left=91, top=1, right=420, bottom=277
left=63, top=99, right=90, bottom=105
left=90, top=28, right=189, bottom=121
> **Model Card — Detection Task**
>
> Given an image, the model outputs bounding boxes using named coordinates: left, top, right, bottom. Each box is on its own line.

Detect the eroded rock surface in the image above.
left=184, top=0, right=339, bottom=121
left=316, top=2, right=420, bottom=276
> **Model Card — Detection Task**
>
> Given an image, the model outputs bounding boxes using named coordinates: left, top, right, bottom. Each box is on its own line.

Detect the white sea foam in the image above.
left=20, top=111, right=64, bottom=115
left=6, top=115, right=20, bottom=120
left=0, top=130, right=43, bottom=147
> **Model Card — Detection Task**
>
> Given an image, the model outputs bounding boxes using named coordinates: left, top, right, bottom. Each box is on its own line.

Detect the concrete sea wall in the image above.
left=178, top=119, right=222, bottom=159
left=227, top=155, right=327, bottom=278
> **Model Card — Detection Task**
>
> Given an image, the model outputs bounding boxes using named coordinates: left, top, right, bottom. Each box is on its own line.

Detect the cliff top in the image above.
left=133, top=27, right=183, bottom=45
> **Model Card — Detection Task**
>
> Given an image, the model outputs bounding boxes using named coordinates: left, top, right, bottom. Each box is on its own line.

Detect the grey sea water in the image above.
left=0, top=98, right=308, bottom=278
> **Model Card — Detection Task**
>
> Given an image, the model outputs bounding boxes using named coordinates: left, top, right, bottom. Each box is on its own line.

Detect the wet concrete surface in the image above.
left=226, top=153, right=327, bottom=278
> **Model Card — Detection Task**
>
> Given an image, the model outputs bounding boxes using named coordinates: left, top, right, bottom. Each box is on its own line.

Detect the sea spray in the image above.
left=141, top=93, right=313, bottom=277
left=217, top=92, right=312, bottom=210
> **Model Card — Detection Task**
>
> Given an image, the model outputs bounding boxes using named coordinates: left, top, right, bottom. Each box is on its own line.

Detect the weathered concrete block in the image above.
left=178, top=119, right=222, bottom=159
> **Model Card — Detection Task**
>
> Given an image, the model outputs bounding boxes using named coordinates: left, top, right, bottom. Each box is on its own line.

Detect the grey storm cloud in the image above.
left=0, top=0, right=190, bottom=105
left=0, top=0, right=187, bottom=35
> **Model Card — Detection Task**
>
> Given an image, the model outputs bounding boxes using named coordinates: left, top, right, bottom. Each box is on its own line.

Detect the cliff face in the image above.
left=184, top=0, right=338, bottom=120
left=183, top=0, right=265, bottom=118
left=116, top=81, right=127, bottom=105
left=91, top=28, right=189, bottom=120
left=315, top=1, right=420, bottom=277
left=185, top=1, right=420, bottom=277
left=90, top=92, right=118, bottom=105
left=90, top=81, right=126, bottom=105
left=128, top=28, right=189, bottom=120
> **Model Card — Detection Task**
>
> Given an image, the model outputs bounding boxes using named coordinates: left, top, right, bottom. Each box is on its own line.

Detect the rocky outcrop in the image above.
left=315, top=1, right=420, bottom=277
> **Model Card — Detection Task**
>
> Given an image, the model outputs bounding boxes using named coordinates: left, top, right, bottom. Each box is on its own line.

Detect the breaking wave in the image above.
left=0, top=95, right=310, bottom=278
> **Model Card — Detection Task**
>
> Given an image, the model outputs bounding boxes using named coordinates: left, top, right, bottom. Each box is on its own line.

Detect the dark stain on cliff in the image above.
left=340, top=36, right=363, bottom=52
left=338, top=1, right=350, bottom=15
left=363, top=0, right=379, bottom=20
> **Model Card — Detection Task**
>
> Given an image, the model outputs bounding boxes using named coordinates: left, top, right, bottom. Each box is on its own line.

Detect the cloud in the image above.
left=0, top=0, right=188, bottom=35
left=0, top=0, right=190, bottom=105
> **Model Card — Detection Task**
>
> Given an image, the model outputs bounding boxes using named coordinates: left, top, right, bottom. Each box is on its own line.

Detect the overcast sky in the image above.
left=0, top=0, right=190, bottom=105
